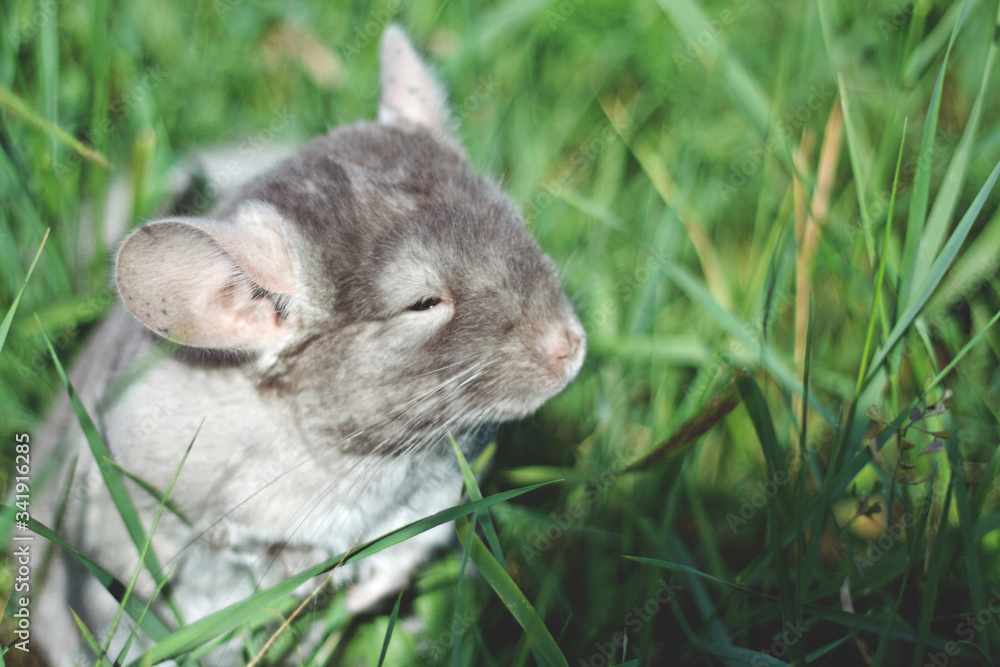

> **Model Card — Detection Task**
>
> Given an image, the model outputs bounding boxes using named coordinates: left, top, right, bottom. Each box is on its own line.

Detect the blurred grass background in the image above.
left=3, top=0, right=1000, bottom=664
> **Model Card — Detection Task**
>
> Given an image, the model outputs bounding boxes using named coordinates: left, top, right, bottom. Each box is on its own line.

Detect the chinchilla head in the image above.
left=115, top=26, right=585, bottom=457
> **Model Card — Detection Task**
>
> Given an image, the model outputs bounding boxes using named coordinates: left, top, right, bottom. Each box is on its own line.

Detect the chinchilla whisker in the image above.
left=322, top=370, right=488, bottom=500
left=357, top=363, right=487, bottom=447
left=248, top=362, right=493, bottom=578
left=256, top=368, right=494, bottom=572
left=401, top=406, right=482, bottom=466
left=161, top=426, right=365, bottom=568
left=267, top=356, right=481, bottom=400
left=407, top=358, right=472, bottom=379
left=371, top=363, right=488, bottom=446
left=401, top=393, right=496, bottom=469
left=559, top=245, right=581, bottom=281
left=568, top=282, right=592, bottom=306
left=307, top=366, right=496, bottom=526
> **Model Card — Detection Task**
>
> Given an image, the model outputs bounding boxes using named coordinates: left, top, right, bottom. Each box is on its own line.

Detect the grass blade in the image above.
left=740, top=397, right=919, bottom=584
left=832, top=69, right=877, bottom=261
left=626, top=381, right=740, bottom=471
left=455, top=515, right=568, bottom=667
left=910, top=467, right=956, bottom=665
left=912, top=0, right=997, bottom=281
left=38, top=318, right=180, bottom=622
left=898, top=0, right=972, bottom=309
left=795, top=299, right=815, bottom=621
left=734, top=374, right=787, bottom=495
left=71, top=610, right=114, bottom=667
left=694, top=642, right=790, bottom=665
left=924, top=308, right=1000, bottom=398
left=2, top=511, right=172, bottom=642
left=654, top=0, right=774, bottom=144
left=660, top=260, right=835, bottom=424
left=948, top=433, right=986, bottom=656
left=115, top=565, right=178, bottom=665
left=733, top=373, right=802, bottom=662
left=856, top=121, right=907, bottom=393
left=452, top=436, right=506, bottom=567
left=102, top=425, right=198, bottom=657
left=629, top=557, right=969, bottom=654
left=0, top=83, right=111, bottom=167
left=901, top=0, right=970, bottom=83
left=131, top=482, right=556, bottom=665
left=376, top=591, right=404, bottom=667
left=0, top=229, right=48, bottom=356
left=871, top=468, right=936, bottom=666
left=865, top=158, right=1000, bottom=382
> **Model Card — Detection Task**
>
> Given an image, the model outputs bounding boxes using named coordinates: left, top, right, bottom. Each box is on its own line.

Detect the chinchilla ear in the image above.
left=115, top=218, right=295, bottom=349
left=378, top=25, right=451, bottom=132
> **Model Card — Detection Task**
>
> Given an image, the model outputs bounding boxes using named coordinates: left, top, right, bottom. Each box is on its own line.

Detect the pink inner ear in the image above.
left=117, top=220, right=290, bottom=349
left=207, top=275, right=286, bottom=345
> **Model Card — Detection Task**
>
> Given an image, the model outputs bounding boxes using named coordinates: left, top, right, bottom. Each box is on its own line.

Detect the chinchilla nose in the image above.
left=546, top=326, right=585, bottom=380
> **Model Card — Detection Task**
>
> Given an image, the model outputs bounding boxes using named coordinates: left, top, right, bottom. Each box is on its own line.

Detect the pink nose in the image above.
left=550, top=329, right=583, bottom=376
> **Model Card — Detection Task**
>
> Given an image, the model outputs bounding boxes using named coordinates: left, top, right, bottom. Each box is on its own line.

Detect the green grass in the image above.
left=3, top=0, right=1000, bottom=664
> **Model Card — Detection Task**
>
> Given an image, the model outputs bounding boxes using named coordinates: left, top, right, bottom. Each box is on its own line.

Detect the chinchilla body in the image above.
left=35, top=25, right=585, bottom=664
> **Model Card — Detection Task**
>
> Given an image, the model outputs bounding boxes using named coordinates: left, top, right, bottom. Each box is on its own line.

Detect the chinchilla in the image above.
left=34, top=25, right=585, bottom=664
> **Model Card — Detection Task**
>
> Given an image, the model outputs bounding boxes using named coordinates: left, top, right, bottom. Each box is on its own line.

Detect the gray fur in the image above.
left=36, top=25, right=585, bottom=665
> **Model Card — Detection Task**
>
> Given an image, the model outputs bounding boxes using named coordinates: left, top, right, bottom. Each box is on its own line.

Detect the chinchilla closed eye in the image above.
left=34, top=24, right=585, bottom=666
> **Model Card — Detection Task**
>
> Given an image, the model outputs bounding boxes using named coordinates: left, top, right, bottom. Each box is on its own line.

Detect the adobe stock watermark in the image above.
left=417, top=610, right=477, bottom=663
left=183, top=107, right=296, bottom=209
left=924, top=255, right=1000, bottom=334
left=587, top=244, right=673, bottom=332
left=671, top=0, right=752, bottom=69
left=451, top=75, right=500, bottom=123
left=519, top=455, right=627, bottom=564
left=62, top=391, right=184, bottom=509
left=715, top=83, right=837, bottom=200
left=922, top=588, right=1000, bottom=666
left=10, top=433, right=33, bottom=653
left=878, top=1, right=920, bottom=39
left=427, top=74, right=502, bottom=148
left=544, top=0, right=588, bottom=29
left=13, top=291, right=115, bottom=385
left=750, top=619, right=810, bottom=666
left=7, top=0, right=69, bottom=43
left=847, top=124, right=960, bottom=243
left=671, top=0, right=787, bottom=70
left=343, top=0, right=401, bottom=57
left=522, top=122, right=621, bottom=221
left=850, top=511, right=917, bottom=574
left=725, top=458, right=795, bottom=534
left=735, top=290, right=796, bottom=355
left=579, top=578, right=683, bottom=667
left=682, top=288, right=795, bottom=399
left=52, top=67, right=166, bottom=178
left=212, top=0, right=241, bottom=17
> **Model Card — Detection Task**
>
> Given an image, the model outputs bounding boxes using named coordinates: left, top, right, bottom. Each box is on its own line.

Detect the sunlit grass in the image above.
left=2, top=0, right=1000, bottom=664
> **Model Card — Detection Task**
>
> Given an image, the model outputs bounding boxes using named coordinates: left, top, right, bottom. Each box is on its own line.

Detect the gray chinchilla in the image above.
left=34, top=24, right=585, bottom=664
